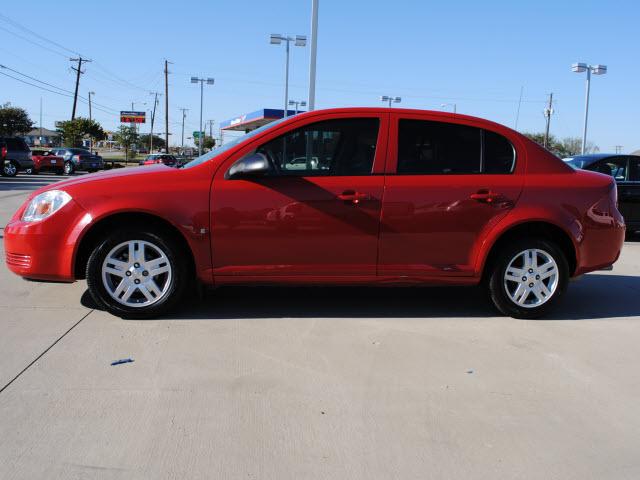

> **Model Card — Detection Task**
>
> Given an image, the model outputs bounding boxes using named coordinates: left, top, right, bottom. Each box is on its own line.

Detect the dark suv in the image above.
left=564, top=154, right=640, bottom=231
left=51, top=148, right=104, bottom=175
left=0, top=137, right=33, bottom=177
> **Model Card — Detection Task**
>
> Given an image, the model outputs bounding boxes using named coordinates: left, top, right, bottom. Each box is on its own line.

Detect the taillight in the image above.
left=1, top=146, right=6, bottom=159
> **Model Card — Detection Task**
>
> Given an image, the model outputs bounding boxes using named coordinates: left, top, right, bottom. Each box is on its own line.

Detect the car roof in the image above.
left=564, top=153, right=640, bottom=166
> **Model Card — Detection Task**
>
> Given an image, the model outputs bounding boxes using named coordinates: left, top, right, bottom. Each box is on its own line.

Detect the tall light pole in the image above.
left=270, top=34, right=307, bottom=118
left=440, top=103, right=456, bottom=113
left=380, top=95, right=401, bottom=108
left=308, top=0, right=319, bottom=111
left=572, top=62, right=607, bottom=154
left=191, top=76, right=215, bottom=156
left=288, top=100, right=307, bottom=115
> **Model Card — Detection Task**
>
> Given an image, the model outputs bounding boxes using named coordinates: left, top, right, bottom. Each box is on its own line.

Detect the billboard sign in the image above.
left=120, top=111, right=146, bottom=123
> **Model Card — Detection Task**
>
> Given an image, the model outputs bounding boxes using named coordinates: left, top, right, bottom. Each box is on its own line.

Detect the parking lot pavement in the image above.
left=1, top=174, right=640, bottom=479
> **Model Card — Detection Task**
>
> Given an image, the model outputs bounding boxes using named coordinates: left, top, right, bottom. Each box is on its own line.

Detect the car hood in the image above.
left=31, top=164, right=172, bottom=197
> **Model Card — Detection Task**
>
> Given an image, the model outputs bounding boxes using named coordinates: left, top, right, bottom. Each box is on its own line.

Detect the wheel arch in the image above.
left=479, top=220, right=578, bottom=279
left=73, top=211, right=196, bottom=280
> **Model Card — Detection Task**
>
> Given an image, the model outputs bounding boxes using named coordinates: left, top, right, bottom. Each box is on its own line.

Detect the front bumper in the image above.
left=4, top=199, right=91, bottom=281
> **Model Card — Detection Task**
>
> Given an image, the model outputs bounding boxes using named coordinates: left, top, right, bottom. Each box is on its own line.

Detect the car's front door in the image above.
left=211, top=114, right=388, bottom=277
left=379, top=114, right=525, bottom=277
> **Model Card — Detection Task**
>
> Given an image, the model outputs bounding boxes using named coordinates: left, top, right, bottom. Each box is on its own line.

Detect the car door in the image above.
left=211, top=113, right=388, bottom=277
left=379, top=113, right=525, bottom=277
left=620, top=156, right=640, bottom=227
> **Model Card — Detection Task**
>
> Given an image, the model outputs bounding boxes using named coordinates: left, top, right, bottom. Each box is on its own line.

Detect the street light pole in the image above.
left=191, top=77, right=215, bottom=156
left=308, top=0, right=319, bottom=111
left=271, top=34, right=307, bottom=118
left=572, top=62, right=607, bottom=155
left=288, top=100, right=307, bottom=115
left=440, top=103, right=457, bottom=113
left=180, top=108, right=188, bottom=153
left=380, top=95, right=401, bottom=108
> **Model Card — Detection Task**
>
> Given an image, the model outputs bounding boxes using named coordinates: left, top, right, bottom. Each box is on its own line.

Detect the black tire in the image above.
left=2, top=160, right=18, bottom=177
left=64, top=161, right=75, bottom=175
left=86, top=228, right=189, bottom=318
left=487, top=238, right=569, bottom=319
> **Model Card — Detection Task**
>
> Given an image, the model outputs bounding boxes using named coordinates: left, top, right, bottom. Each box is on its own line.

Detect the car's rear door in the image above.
left=379, top=113, right=525, bottom=277
left=211, top=112, right=388, bottom=277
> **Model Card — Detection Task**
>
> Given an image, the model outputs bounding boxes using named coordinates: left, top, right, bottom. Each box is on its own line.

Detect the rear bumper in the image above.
left=77, top=161, right=104, bottom=170
left=4, top=199, right=91, bottom=281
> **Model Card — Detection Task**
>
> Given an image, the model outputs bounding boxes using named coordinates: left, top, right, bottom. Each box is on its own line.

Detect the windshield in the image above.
left=181, top=117, right=290, bottom=169
left=563, top=157, right=586, bottom=169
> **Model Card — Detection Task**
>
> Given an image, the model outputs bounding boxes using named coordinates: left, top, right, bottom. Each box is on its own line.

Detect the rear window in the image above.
left=397, top=120, right=515, bottom=174
left=5, top=138, right=29, bottom=151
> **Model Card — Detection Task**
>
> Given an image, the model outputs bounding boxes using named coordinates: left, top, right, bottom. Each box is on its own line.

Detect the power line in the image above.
left=0, top=24, right=68, bottom=58
left=0, top=13, right=82, bottom=57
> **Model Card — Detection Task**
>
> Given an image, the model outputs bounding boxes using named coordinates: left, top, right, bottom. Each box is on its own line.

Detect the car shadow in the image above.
left=81, top=273, right=640, bottom=321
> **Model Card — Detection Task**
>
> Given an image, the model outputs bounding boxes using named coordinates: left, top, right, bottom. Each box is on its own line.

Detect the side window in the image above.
left=397, top=120, right=481, bottom=174
left=483, top=130, right=515, bottom=173
left=628, top=157, right=640, bottom=182
left=590, top=157, right=627, bottom=181
left=257, top=118, right=379, bottom=176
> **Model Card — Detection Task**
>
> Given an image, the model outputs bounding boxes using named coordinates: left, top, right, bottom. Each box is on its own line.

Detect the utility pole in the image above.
left=70, top=57, right=91, bottom=120
left=39, top=97, right=42, bottom=143
left=164, top=60, right=170, bottom=153
left=149, top=92, right=160, bottom=153
left=180, top=108, right=188, bottom=152
left=88, top=91, right=94, bottom=151
left=207, top=119, right=214, bottom=140
left=543, top=93, right=554, bottom=149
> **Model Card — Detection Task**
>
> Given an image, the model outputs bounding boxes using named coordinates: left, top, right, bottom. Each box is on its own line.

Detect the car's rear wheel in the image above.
left=64, top=161, right=74, bottom=175
left=2, top=160, right=18, bottom=177
left=86, top=229, right=189, bottom=318
left=487, top=239, right=569, bottom=319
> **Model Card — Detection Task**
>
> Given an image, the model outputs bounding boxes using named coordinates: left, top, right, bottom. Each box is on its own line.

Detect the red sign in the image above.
left=120, top=111, right=146, bottom=123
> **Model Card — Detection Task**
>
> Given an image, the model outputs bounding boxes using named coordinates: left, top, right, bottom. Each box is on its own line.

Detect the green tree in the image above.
left=114, top=125, right=139, bottom=163
left=523, top=132, right=598, bottom=157
left=139, top=134, right=166, bottom=151
left=0, top=103, right=33, bottom=136
left=58, top=117, right=106, bottom=147
left=202, top=135, right=216, bottom=150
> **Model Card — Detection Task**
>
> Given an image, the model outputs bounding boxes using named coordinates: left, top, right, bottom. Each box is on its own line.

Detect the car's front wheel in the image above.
left=64, top=161, right=75, bottom=175
left=487, top=239, right=569, bottom=319
left=86, top=229, right=189, bottom=318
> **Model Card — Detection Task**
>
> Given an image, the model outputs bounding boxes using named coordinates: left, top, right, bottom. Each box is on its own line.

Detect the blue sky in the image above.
left=1, top=0, right=638, bottom=151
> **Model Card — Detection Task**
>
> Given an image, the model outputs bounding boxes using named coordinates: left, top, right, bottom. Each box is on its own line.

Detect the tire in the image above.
left=64, top=161, right=75, bottom=175
left=487, top=238, right=569, bottom=319
left=2, top=160, right=18, bottom=177
left=86, top=229, right=189, bottom=318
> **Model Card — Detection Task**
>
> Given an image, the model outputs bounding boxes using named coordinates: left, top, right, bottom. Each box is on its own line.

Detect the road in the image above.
left=1, top=173, right=639, bottom=480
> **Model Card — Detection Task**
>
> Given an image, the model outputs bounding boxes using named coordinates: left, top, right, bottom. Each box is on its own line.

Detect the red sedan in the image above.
left=26, top=150, right=65, bottom=175
left=4, top=108, right=625, bottom=318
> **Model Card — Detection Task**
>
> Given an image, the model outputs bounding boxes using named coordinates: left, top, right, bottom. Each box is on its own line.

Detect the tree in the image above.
left=202, top=136, right=216, bottom=150
left=0, top=103, right=33, bottom=136
left=58, top=117, right=106, bottom=147
left=523, top=132, right=598, bottom=157
left=139, top=134, right=166, bottom=151
left=114, top=125, right=139, bottom=162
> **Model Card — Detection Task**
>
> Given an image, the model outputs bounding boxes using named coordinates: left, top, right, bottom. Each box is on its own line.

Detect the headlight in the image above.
left=22, top=190, right=72, bottom=222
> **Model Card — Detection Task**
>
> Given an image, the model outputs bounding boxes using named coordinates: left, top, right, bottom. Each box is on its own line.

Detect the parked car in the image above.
left=4, top=108, right=625, bottom=319
left=26, top=150, right=65, bottom=175
left=139, top=154, right=179, bottom=167
left=50, top=147, right=104, bottom=175
left=0, top=136, right=33, bottom=177
left=564, top=154, right=640, bottom=232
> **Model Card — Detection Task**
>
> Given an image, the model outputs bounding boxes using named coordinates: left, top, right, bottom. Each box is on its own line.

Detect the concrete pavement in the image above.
left=1, top=173, right=639, bottom=479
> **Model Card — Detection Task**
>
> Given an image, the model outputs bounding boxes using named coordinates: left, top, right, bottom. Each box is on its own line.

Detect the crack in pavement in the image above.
left=0, top=309, right=94, bottom=395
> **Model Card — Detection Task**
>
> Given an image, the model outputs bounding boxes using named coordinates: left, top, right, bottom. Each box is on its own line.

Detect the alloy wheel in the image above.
left=4, top=162, right=17, bottom=176
left=503, top=248, right=559, bottom=308
left=101, top=240, right=172, bottom=308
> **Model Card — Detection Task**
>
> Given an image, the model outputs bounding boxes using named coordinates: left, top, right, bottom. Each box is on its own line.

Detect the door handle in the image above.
left=470, top=190, right=502, bottom=204
left=337, top=190, right=371, bottom=204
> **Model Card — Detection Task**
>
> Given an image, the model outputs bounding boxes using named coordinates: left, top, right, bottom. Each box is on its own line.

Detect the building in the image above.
left=220, top=108, right=303, bottom=134
left=23, top=127, right=62, bottom=147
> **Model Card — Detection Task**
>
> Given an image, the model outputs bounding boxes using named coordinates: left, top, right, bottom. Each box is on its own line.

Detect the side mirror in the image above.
left=227, top=152, right=270, bottom=178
